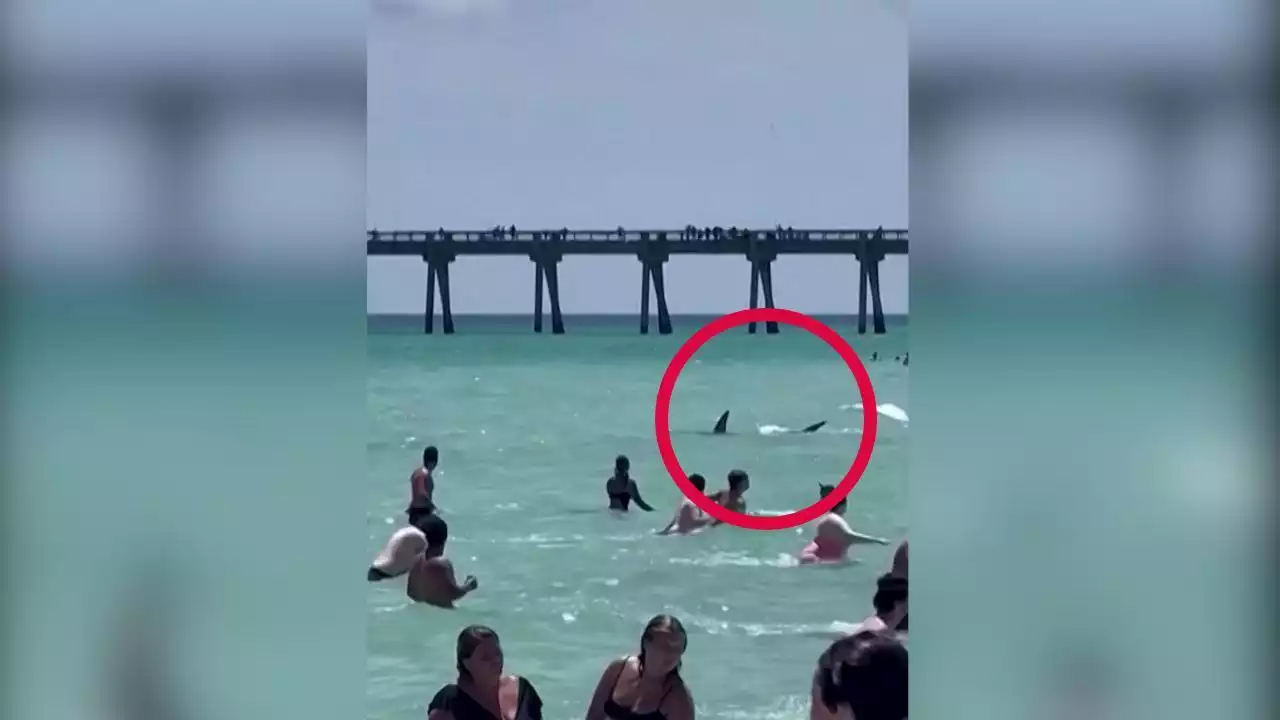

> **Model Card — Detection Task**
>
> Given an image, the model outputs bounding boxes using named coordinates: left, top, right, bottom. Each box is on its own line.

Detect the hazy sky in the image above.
left=367, top=0, right=907, bottom=315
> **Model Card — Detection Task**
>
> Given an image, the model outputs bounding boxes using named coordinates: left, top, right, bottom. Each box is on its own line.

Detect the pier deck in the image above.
left=366, top=227, right=907, bottom=335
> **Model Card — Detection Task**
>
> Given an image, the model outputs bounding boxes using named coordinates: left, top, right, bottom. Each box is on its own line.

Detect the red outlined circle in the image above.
left=654, top=308, right=879, bottom=531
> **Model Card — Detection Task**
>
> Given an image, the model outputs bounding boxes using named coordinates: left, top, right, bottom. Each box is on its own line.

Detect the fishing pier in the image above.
left=367, top=226, right=908, bottom=335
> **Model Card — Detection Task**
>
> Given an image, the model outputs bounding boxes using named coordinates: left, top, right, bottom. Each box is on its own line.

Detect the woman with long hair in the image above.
left=585, top=615, right=694, bottom=720
left=605, top=455, right=655, bottom=513
left=810, top=631, right=907, bottom=720
left=428, top=626, right=543, bottom=720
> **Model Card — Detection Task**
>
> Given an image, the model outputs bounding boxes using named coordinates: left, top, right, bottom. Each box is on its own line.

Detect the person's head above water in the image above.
left=688, top=473, right=706, bottom=493
left=819, top=484, right=848, bottom=514
left=456, top=625, right=503, bottom=684
left=638, top=614, right=687, bottom=677
left=872, top=573, right=908, bottom=627
left=423, top=445, right=439, bottom=470
left=817, top=631, right=907, bottom=720
left=727, top=469, right=750, bottom=494
left=614, top=455, right=630, bottom=477
left=421, top=514, right=449, bottom=554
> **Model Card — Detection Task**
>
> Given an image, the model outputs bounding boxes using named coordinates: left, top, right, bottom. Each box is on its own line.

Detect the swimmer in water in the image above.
left=841, top=573, right=908, bottom=638
left=367, top=513, right=436, bottom=582
left=585, top=615, right=695, bottom=720
left=810, top=630, right=907, bottom=720
left=406, top=514, right=478, bottom=608
left=407, top=445, right=440, bottom=521
left=656, top=474, right=712, bottom=536
left=707, top=469, right=750, bottom=525
left=606, top=455, right=655, bottom=513
left=799, top=485, right=890, bottom=564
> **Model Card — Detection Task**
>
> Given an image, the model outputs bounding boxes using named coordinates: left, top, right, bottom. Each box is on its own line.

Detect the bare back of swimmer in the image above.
left=407, top=445, right=439, bottom=517
left=368, top=523, right=428, bottom=581
left=799, top=485, right=889, bottom=564
left=657, top=474, right=712, bottom=535
left=405, top=514, right=478, bottom=608
left=706, top=469, right=751, bottom=525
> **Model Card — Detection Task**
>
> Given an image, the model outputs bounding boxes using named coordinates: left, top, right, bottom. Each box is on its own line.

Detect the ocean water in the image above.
left=367, top=315, right=908, bottom=720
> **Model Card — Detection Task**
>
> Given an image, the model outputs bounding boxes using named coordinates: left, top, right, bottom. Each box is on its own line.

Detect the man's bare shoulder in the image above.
left=420, top=555, right=452, bottom=571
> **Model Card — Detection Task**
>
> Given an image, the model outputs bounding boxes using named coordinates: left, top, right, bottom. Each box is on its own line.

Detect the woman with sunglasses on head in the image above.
left=428, top=626, right=543, bottom=720
left=586, top=615, right=695, bottom=720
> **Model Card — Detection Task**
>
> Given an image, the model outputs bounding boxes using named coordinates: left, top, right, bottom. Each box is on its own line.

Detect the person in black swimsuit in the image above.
left=605, top=455, right=655, bottom=512
left=586, top=615, right=695, bottom=720
left=428, top=626, right=544, bottom=720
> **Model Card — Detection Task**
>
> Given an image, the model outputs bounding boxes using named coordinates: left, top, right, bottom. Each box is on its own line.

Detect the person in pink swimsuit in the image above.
left=799, top=485, right=891, bottom=564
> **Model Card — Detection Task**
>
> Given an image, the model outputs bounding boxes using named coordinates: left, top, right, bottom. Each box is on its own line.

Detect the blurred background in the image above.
left=911, top=0, right=1275, bottom=718
left=2, top=1, right=1274, bottom=719
left=2, top=1, right=367, bottom=719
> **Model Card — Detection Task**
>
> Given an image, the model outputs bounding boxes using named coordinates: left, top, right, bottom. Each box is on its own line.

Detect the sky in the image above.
left=367, top=0, right=908, bottom=315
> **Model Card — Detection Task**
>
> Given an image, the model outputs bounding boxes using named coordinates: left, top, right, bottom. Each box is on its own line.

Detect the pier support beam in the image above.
left=424, top=262, right=436, bottom=334
left=422, top=251, right=456, bottom=334
left=868, top=259, right=886, bottom=334
left=533, top=262, right=544, bottom=333
left=530, top=249, right=565, bottom=334
left=747, top=253, right=779, bottom=334
left=649, top=262, right=672, bottom=334
left=639, top=262, right=651, bottom=334
left=637, top=235, right=672, bottom=335
left=638, top=259, right=672, bottom=334
left=857, top=229, right=886, bottom=335
left=545, top=260, right=565, bottom=334
left=857, top=262, right=869, bottom=334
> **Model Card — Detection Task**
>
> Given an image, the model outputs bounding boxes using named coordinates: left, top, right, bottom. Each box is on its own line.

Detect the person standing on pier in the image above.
left=408, top=445, right=440, bottom=521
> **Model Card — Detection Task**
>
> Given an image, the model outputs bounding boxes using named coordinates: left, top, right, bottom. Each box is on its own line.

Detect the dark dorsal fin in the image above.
left=801, top=420, right=827, bottom=434
left=712, top=411, right=730, bottom=434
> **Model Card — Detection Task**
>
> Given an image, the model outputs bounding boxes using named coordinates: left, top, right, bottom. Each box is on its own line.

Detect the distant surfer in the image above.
left=707, top=469, right=750, bottom=524
left=799, top=485, right=890, bottom=564
left=657, top=473, right=713, bottom=535
left=405, top=514, right=479, bottom=608
left=606, top=455, right=655, bottom=512
left=711, top=411, right=826, bottom=434
left=407, top=445, right=439, bottom=521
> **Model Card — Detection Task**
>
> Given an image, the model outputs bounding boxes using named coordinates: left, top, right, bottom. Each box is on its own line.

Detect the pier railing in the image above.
left=367, top=228, right=907, bottom=243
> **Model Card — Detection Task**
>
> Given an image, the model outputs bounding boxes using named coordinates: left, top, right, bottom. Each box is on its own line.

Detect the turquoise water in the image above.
left=367, top=315, right=908, bottom=720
